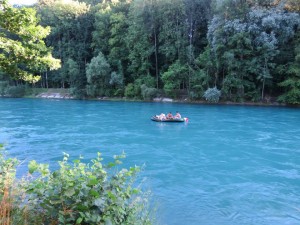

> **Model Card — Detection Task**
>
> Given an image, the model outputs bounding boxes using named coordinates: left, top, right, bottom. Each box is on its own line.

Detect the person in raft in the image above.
left=166, top=112, right=173, bottom=119
left=156, top=113, right=166, bottom=120
left=174, top=111, right=181, bottom=119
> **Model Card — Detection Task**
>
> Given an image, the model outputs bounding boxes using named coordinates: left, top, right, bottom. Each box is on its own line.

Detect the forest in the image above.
left=1, top=0, right=300, bottom=104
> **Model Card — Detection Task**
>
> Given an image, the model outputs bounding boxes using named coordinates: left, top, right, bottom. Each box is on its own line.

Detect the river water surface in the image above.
left=0, top=98, right=300, bottom=225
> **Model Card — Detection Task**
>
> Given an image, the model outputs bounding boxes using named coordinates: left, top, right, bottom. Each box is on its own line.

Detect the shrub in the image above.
left=70, top=87, right=86, bottom=99
left=278, top=78, right=300, bottom=105
left=6, top=85, right=26, bottom=98
left=0, top=81, right=9, bottom=96
left=141, top=84, right=158, bottom=100
left=124, top=83, right=135, bottom=98
left=0, top=145, right=25, bottom=225
left=203, top=87, right=221, bottom=103
left=114, top=88, right=124, bottom=97
left=0, top=148, right=153, bottom=225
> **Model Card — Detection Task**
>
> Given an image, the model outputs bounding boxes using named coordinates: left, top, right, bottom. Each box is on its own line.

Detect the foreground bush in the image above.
left=0, top=144, right=21, bottom=225
left=0, top=146, right=152, bottom=225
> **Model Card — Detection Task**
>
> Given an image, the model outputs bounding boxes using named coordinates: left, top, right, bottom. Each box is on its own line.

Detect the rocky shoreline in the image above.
left=36, top=92, right=74, bottom=99
left=30, top=92, right=294, bottom=107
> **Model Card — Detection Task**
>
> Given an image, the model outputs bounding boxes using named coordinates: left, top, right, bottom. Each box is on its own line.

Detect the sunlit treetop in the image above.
left=0, top=0, right=60, bottom=83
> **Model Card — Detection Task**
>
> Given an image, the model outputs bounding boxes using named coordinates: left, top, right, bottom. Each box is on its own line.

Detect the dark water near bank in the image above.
left=1, top=98, right=300, bottom=225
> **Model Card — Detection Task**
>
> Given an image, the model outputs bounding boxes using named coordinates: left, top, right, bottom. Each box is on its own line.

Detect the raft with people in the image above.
left=151, top=116, right=188, bottom=122
left=151, top=111, right=188, bottom=122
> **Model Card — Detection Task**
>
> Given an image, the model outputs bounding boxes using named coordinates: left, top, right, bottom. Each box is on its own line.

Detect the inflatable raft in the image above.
left=151, top=116, right=188, bottom=122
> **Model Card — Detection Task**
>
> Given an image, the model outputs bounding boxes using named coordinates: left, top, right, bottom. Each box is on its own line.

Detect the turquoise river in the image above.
left=0, top=98, right=300, bottom=225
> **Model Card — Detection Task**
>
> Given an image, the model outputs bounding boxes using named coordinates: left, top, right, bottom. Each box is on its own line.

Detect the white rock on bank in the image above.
left=153, top=97, right=173, bottom=102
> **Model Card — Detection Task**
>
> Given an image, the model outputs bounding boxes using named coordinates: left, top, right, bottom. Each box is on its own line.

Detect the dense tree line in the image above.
left=1, top=0, right=300, bottom=104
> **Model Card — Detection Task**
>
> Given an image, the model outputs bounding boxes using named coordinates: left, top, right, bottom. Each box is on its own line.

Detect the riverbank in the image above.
left=28, top=89, right=292, bottom=107
left=23, top=88, right=292, bottom=107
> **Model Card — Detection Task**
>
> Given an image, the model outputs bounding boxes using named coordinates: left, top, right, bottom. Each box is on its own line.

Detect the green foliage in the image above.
left=0, top=146, right=18, bottom=195
left=86, top=52, right=111, bottom=97
left=126, top=0, right=154, bottom=80
left=0, top=145, right=26, bottom=225
left=141, top=84, right=158, bottom=100
left=203, top=87, right=221, bottom=103
left=0, top=81, right=9, bottom=96
left=25, top=152, right=151, bottom=225
left=207, top=7, right=300, bottom=101
left=92, top=8, right=111, bottom=57
left=5, top=85, right=26, bottom=98
left=114, top=88, right=124, bottom=97
left=158, top=0, right=187, bottom=64
left=110, top=71, right=124, bottom=88
left=1, top=0, right=300, bottom=103
left=190, top=47, right=217, bottom=99
left=277, top=32, right=300, bottom=104
left=66, top=59, right=81, bottom=87
left=189, top=69, right=208, bottom=99
left=161, top=61, right=188, bottom=97
left=70, top=87, right=87, bottom=99
left=278, top=77, right=300, bottom=104
left=124, top=83, right=135, bottom=98
left=0, top=148, right=153, bottom=225
left=0, top=0, right=60, bottom=82
left=36, top=0, right=92, bottom=89
left=108, top=5, right=130, bottom=75
left=124, top=78, right=149, bottom=99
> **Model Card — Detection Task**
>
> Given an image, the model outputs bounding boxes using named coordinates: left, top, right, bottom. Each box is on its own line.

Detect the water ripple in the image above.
left=1, top=99, right=300, bottom=225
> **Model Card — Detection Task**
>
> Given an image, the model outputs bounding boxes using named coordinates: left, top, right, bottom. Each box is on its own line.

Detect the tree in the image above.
left=278, top=32, right=300, bottom=104
left=184, top=0, right=212, bottom=94
left=108, top=2, right=130, bottom=76
left=206, top=6, right=300, bottom=101
left=203, top=86, right=221, bottom=103
left=36, top=0, right=92, bottom=89
left=189, top=47, right=215, bottom=99
left=65, top=58, right=81, bottom=88
left=92, top=6, right=111, bottom=57
left=158, top=0, right=187, bottom=65
left=86, top=52, right=111, bottom=97
left=0, top=0, right=60, bottom=82
left=126, top=0, right=156, bottom=86
left=161, top=60, right=188, bottom=97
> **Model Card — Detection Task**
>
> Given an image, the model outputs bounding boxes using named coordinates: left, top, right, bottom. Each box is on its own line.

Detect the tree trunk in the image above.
left=40, top=71, right=44, bottom=88
left=46, top=70, right=49, bottom=89
left=262, top=77, right=265, bottom=101
left=188, top=17, right=193, bottom=95
left=154, top=27, right=159, bottom=89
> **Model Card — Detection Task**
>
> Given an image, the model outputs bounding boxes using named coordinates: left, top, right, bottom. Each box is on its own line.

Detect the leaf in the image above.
left=73, top=159, right=80, bottom=164
left=89, top=189, right=100, bottom=197
left=105, top=218, right=113, bottom=225
left=65, top=188, right=75, bottom=197
left=76, top=217, right=83, bottom=224
left=132, top=188, right=140, bottom=195
left=94, top=198, right=105, bottom=207
left=88, top=175, right=98, bottom=186
left=107, top=191, right=116, bottom=201
left=50, top=199, right=62, bottom=204
left=28, top=160, right=38, bottom=174
left=107, top=162, right=116, bottom=168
